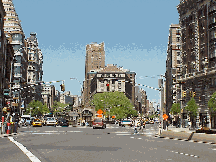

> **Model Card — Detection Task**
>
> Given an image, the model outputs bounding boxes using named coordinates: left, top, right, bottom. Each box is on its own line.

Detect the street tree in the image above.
left=25, top=100, right=50, bottom=116
left=185, top=97, right=198, bottom=117
left=53, top=101, right=69, bottom=114
left=170, top=103, right=180, bottom=115
left=208, top=91, right=216, bottom=113
left=91, top=91, right=137, bottom=120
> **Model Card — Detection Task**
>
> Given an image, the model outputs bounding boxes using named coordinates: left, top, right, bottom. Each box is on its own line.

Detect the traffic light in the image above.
left=190, top=91, right=192, bottom=97
left=182, top=91, right=186, bottom=97
left=60, top=84, right=65, bottom=92
left=193, top=92, right=196, bottom=97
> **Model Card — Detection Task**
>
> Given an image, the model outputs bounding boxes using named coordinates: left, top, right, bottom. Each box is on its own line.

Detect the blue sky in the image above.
left=13, top=0, right=180, bottom=105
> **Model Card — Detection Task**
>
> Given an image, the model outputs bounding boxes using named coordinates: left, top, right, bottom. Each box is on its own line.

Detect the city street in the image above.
left=1, top=124, right=216, bottom=162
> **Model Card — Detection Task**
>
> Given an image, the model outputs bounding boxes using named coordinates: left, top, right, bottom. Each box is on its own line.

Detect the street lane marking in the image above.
left=138, top=138, right=142, bottom=139
left=130, top=137, right=134, bottom=138
left=45, top=131, right=58, bottom=132
left=8, top=137, right=41, bottom=162
left=115, top=132, right=130, bottom=133
left=32, top=133, right=60, bottom=134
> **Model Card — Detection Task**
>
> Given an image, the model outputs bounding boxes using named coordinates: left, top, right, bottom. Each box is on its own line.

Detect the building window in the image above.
left=177, top=52, right=180, bottom=56
left=177, top=45, right=181, bottom=49
left=177, top=37, right=180, bottom=42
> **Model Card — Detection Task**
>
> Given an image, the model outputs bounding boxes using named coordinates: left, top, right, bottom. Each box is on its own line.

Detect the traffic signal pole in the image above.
left=180, top=82, right=183, bottom=128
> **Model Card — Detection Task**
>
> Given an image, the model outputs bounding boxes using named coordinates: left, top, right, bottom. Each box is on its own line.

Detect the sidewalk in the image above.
left=167, top=126, right=194, bottom=133
left=158, top=126, right=216, bottom=143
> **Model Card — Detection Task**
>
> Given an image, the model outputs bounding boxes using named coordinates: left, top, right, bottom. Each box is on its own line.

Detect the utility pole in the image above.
left=158, top=76, right=163, bottom=134
left=180, top=81, right=183, bottom=128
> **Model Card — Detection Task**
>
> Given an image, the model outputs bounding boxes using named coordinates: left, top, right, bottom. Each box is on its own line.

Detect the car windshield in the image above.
left=47, top=118, right=55, bottom=121
left=94, top=119, right=102, bottom=122
left=34, top=119, right=40, bottom=122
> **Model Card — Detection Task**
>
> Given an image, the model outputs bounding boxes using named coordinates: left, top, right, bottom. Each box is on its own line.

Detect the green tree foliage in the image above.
left=208, top=92, right=216, bottom=113
left=53, top=101, right=69, bottom=114
left=185, top=97, right=198, bottom=117
left=91, top=91, right=137, bottom=120
left=170, top=103, right=181, bottom=115
left=25, top=100, right=50, bottom=116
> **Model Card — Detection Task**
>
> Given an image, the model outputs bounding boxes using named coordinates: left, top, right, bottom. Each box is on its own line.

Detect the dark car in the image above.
left=59, top=119, right=69, bottom=127
left=93, top=118, right=106, bottom=129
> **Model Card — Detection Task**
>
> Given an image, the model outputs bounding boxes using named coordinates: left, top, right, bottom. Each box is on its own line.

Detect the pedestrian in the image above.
left=134, top=120, right=138, bottom=134
left=140, top=120, right=144, bottom=131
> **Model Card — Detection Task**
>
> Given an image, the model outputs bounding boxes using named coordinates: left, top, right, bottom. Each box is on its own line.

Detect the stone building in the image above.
left=83, top=42, right=105, bottom=106
left=140, top=89, right=148, bottom=115
left=2, top=0, right=28, bottom=115
left=25, top=32, right=43, bottom=104
left=41, top=84, right=55, bottom=110
left=177, top=0, right=216, bottom=128
left=165, top=24, right=181, bottom=115
left=88, top=64, right=136, bottom=107
left=0, top=0, right=13, bottom=117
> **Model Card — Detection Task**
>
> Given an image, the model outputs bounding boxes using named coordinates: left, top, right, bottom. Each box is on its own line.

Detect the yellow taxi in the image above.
left=32, top=118, right=42, bottom=127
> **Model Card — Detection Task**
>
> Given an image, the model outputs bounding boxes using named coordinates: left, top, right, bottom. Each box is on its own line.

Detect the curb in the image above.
left=0, top=133, right=18, bottom=138
left=154, top=134, right=216, bottom=145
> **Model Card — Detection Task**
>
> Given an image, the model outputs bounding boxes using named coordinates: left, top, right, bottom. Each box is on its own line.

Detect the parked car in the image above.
left=149, top=120, right=154, bottom=124
left=20, top=115, right=31, bottom=126
left=121, top=120, right=133, bottom=127
left=46, top=117, right=57, bottom=126
left=59, top=119, right=69, bottom=127
left=32, top=119, right=42, bottom=127
left=93, top=118, right=106, bottom=129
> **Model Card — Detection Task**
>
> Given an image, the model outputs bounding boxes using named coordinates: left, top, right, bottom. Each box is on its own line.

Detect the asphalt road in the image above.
left=1, top=123, right=216, bottom=162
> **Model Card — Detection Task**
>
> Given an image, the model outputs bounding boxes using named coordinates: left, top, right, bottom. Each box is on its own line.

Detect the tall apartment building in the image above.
left=0, top=0, right=14, bottom=117
left=140, top=89, right=148, bottom=115
left=177, top=0, right=216, bottom=128
left=25, top=32, right=43, bottom=104
left=2, top=0, right=28, bottom=115
left=165, top=24, right=181, bottom=115
left=134, top=87, right=148, bottom=114
left=83, top=42, right=105, bottom=106
left=135, top=86, right=142, bottom=113
left=59, top=91, right=75, bottom=105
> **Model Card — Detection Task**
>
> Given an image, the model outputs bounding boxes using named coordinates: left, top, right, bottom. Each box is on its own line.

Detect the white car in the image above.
left=46, top=117, right=57, bottom=126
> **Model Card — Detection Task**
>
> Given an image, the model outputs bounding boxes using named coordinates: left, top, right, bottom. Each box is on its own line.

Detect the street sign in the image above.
left=97, top=109, right=103, bottom=114
left=163, top=114, right=168, bottom=120
left=4, top=93, right=9, bottom=96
